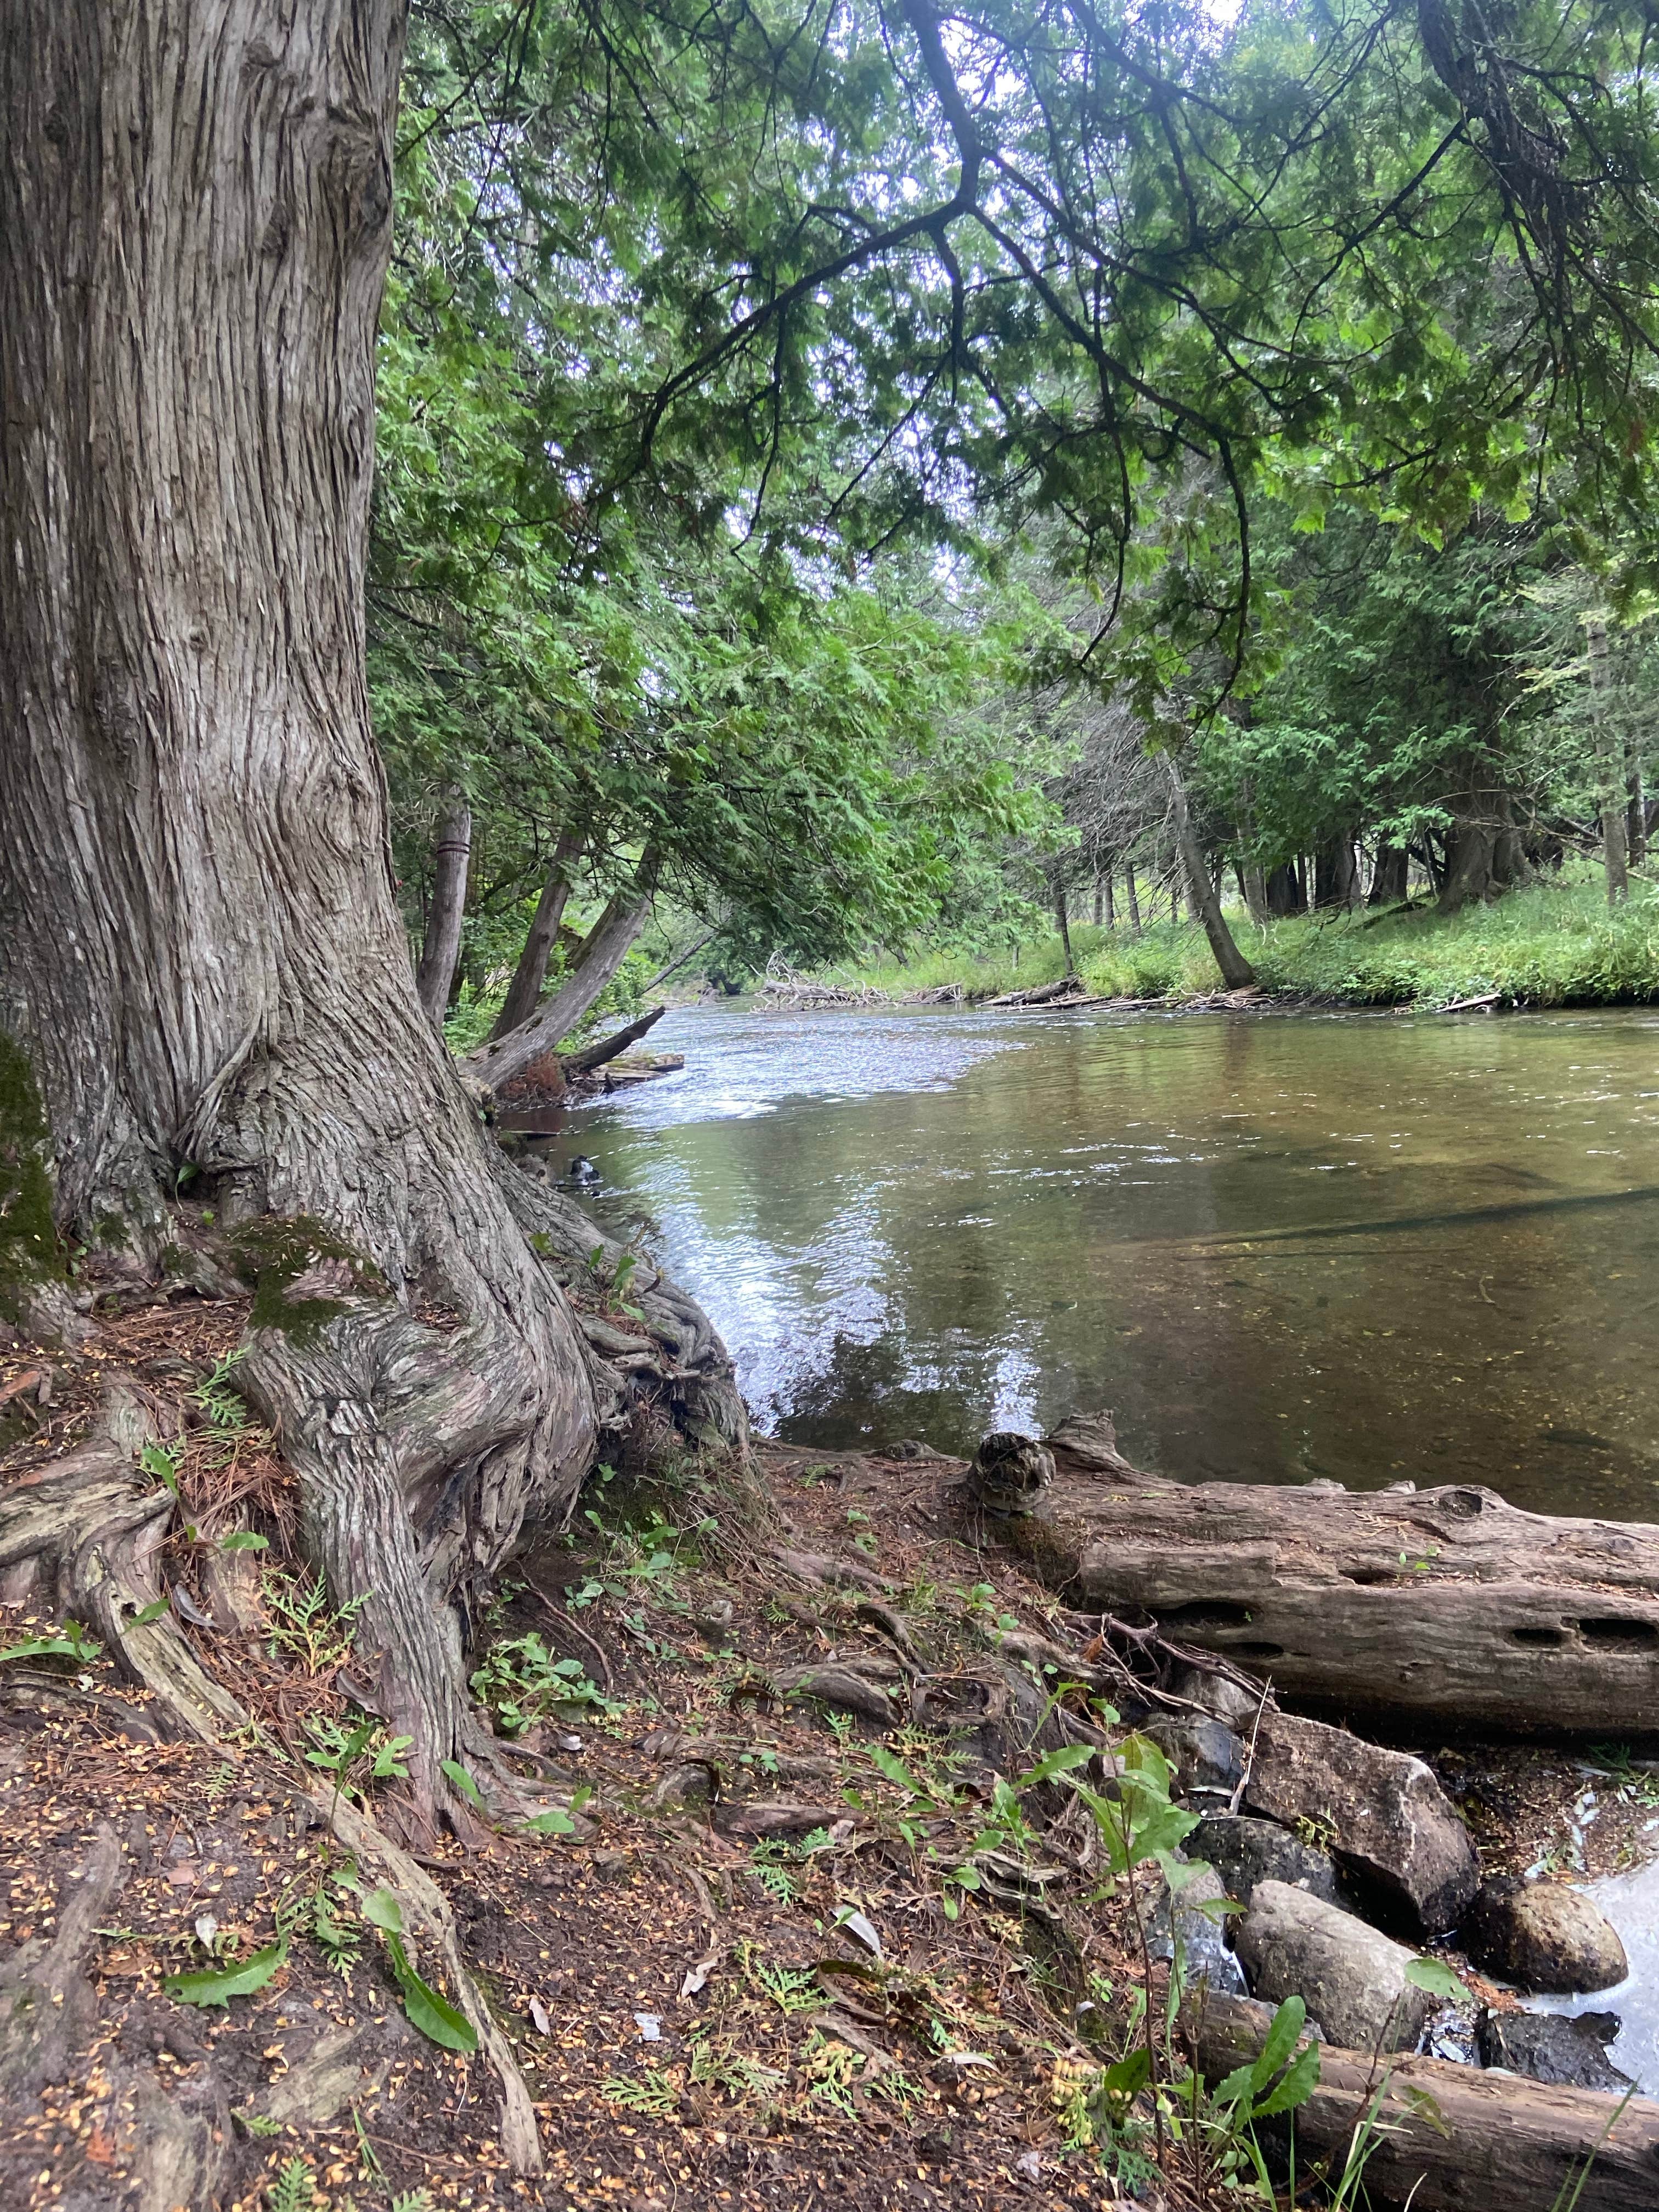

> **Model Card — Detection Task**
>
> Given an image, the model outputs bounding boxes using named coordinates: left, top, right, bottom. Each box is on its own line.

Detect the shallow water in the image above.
left=1528, top=1852, right=1659, bottom=2093
left=547, top=1003, right=1659, bottom=1516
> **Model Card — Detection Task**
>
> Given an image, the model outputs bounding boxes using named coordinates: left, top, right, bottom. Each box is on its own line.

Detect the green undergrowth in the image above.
left=828, top=877, right=1659, bottom=1012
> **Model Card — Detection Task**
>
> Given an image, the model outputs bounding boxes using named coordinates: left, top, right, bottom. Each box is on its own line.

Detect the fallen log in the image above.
left=560, top=1002, right=668, bottom=1075
left=988, top=974, right=1086, bottom=1006
left=1020, top=1413, right=1659, bottom=1733
left=1186, top=1992, right=1659, bottom=2211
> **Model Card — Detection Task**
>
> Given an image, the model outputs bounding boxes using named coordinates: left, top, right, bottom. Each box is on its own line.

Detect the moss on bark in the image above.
left=0, top=1031, right=62, bottom=1322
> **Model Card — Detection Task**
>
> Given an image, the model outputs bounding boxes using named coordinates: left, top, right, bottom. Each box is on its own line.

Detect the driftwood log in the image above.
left=1022, top=1414, right=1659, bottom=1733
left=1187, top=1993, right=1659, bottom=2211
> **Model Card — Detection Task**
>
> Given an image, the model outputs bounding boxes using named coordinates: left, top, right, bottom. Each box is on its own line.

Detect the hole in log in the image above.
left=1512, top=1626, right=1569, bottom=1647
left=1438, top=1488, right=1485, bottom=1518
left=1577, top=1617, right=1659, bottom=1650
left=1159, top=1601, right=1254, bottom=1631
left=1232, top=1642, right=1286, bottom=1660
left=1342, top=1568, right=1396, bottom=1585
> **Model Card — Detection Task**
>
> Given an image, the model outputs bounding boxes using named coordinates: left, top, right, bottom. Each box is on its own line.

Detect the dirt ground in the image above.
left=4, top=1305, right=1655, bottom=2212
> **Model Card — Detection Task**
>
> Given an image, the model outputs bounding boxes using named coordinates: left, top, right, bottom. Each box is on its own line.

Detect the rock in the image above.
left=1245, top=1711, right=1477, bottom=1936
left=1476, top=2008, right=1634, bottom=2092
left=1144, top=1715, right=1245, bottom=1803
left=1463, top=1880, right=1629, bottom=1994
left=967, top=1431, right=1055, bottom=1516
left=1149, top=1861, right=1248, bottom=1998
left=1234, top=1881, right=1436, bottom=2053
left=1188, top=1813, right=1342, bottom=1910
left=1165, top=1663, right=1265, bottom=1734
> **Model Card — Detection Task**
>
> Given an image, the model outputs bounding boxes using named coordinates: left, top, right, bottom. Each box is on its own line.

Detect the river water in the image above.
left=543, top=1003, right=1659, bottom=1518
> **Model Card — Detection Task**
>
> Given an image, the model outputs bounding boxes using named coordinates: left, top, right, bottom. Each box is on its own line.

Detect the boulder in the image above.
left=1165, top=1662, right=1264, bottom=1734
left=1476, top=2008, right=1634, bottom=2092
left=1144, top=1715, right=1245, bottom=1804
left=1188, top=1813, right=1342, bottom=1910
left=1245, top=1711, right=1477, bottom=1936
left=1234, top=1880, right=1436, bottom=2052
left=1463, top=1879, right=1628, bottom=1994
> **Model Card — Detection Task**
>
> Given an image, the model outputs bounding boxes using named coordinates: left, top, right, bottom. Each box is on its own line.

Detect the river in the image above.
left=537, top=1003, right=1659, bottom=1519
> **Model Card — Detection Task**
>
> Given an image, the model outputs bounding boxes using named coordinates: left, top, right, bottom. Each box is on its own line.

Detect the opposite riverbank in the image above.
left=816, top=879, right=1659, bottom=1013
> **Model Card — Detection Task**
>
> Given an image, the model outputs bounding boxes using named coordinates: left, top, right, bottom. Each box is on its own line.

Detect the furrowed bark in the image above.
left=488, top=827, right=585, bottom=1041
left=464, top=850, right=659, bottom=1094
left=0, top=0, right=618, bottom=1825
left=414, top=789, right=473, bottom=1024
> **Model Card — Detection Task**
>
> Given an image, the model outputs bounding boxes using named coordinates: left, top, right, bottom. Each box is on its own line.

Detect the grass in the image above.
left=828, top=874, right=1659, bottom=1012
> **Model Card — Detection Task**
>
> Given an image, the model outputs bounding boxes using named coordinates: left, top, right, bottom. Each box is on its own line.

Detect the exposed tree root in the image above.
left=0, top=1375, right=549, bottom=2176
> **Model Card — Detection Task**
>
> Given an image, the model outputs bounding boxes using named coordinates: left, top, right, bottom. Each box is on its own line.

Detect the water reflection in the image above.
left=553, top=1005, right=1659, bottom=1516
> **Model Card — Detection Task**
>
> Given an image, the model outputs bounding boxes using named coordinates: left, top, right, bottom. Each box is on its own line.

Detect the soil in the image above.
left=4, top=1303, right=1654, bottom=2212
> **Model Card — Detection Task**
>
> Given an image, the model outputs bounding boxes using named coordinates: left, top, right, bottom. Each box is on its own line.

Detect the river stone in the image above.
left=1476, top=2008, right=1634, bottom=2091
left=1164, top=1663, right=1264, bottom=1734
left=1188, top=1813, right=1342, bottom=1910
left=1234, top=1881, right=1435, bottom=2053
left=1463, top=1878, right=1629, bottom=1994
left=1145, top=1715, right=1245, bottom=1803
left=1245, top=1711, right=1477, bottom=1936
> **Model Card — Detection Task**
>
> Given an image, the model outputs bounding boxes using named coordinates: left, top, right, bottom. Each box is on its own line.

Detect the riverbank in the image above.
left=7, top=1304, right=1658, bottom=2209
left=823, top=880, right=1659, bottom=1012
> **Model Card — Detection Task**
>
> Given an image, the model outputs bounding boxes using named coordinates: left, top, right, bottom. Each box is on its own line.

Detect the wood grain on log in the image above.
left=1041, top=1454, right=1659, bottom=1731
left=1187, top=1993, right=1659, bottom=2210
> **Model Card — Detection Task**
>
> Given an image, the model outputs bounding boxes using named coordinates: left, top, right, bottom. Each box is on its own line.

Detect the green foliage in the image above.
left=0, top=1617, right=101, bottom=1667
left=469, top=1632, right=612, bottom=1735
left=360, top=1887, right=479, bottom=2053
left=262, top=1568, right=365, bottom=1676
left=266, top=2161, right=318, bottom=2212
left=165, top=1939, right=287, bottom=2010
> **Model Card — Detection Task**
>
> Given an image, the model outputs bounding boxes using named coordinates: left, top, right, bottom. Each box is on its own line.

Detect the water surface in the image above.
left=549, top=1005, right=1659, bottom=1517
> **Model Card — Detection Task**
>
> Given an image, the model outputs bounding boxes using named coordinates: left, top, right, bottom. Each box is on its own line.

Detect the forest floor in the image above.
left=4, top=1304, right=1659, bottom=2212
left=827, top=876, right=1659, bottom=1012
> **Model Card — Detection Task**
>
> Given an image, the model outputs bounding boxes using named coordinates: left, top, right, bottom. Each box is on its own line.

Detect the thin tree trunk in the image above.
left=413, top=791, right=472, bottom=1024
left=1627, top=749, right=1647, bottom=866
left=1103, top=873, right=1115, bottom=927
left=1587, top=617, right=1629, bottom=906
left=1240, top=857, right=1269, bottom=928
left=560, top=1002, right=668, bottom=1077
left=1054, top=881, right=1076, bottom=973
left=1092, top=877, right=1104, bottom=927
left=465, top=853, right=659, bottom=1093
left=488, top=828, right=584, bottom=1041
left=1125, top=864, right=1142, bottom=933
left=1164, top=758, right=1256, bottom=989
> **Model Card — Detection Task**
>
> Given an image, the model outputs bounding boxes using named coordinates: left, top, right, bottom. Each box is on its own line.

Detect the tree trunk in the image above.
left=1103, top=873, right=1115, bottom=926
left=560, top=1002, right=667, bottom=1078
left=413, top=789, right=472, bottom=1024
left=1054, top=879, right=1076, bottom=973
left=1125, top=863, right=1142, bottom=932
left=464, top=853, right=658, bottom=1094
left=0, top=3, right=742, bottom=1845
left=1627, top=747, right=1647, bottom=867
left=1092, top=876, right=1104, bottom=927
left=1313, top=836, right=1359, bottom=910
left=1369, top=841, right=1409, bottom=905
left=1165, top=759, right=1256, bottom=989
left=487, top=829, right=585, bottom=1041
left=1587, top=618, right=1629, bottom=906
left=1438, top=776, right=1525, bottom=912
left=1240, top=857, right=1269, bottom=928
left=1265, top=863, right=1305, bottom=918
